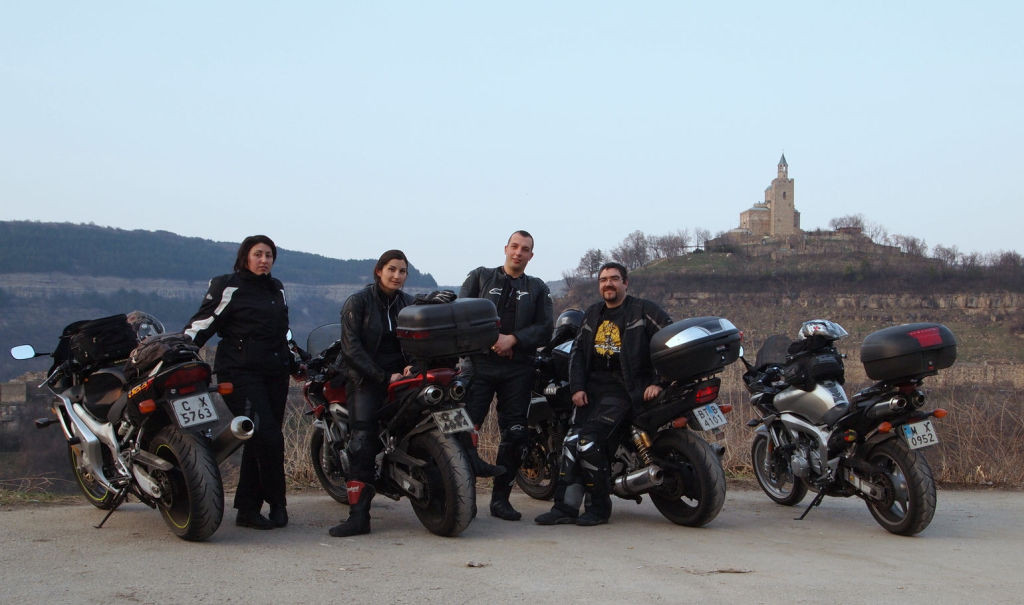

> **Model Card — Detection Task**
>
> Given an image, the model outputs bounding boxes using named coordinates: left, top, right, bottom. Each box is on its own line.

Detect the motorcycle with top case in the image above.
left=741, top=319, right=954, bottom=535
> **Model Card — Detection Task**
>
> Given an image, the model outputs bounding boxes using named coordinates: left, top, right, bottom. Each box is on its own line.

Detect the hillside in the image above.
left=559, top=247, right=1024, bottom=366
left=0, top=221, right=437, bottom=286
left=0, top=221, right=437, bottom=380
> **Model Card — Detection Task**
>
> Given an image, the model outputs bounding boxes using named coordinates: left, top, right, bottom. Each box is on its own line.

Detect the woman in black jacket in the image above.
left=184, top=235, right=293, bottom=530
left=329, top=249, right=414, bottom=537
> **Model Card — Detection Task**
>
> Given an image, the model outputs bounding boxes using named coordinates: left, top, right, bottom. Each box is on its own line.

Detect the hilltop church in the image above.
left=736, top=154, right=801, bottom=238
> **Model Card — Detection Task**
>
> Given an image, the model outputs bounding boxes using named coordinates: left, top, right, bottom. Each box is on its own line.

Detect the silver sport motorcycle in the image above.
left=741, top=319, right=955, bottom=535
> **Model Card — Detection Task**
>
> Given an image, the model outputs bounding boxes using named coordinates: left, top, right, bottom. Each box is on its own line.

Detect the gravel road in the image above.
left=2, top=485, right=1021, bottom=604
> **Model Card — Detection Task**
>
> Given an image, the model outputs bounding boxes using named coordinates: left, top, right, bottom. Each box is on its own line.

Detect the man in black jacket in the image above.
left=535, top=261, right=671, bottom=526
left=460, top=230, right=553, bottom=521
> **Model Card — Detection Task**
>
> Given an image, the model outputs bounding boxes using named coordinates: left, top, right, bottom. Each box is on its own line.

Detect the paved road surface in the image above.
left=2, top=486, right=1021, bottom=604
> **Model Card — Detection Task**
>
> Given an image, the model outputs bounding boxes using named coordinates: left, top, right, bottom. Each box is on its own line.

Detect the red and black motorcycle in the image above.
left=298, top=299, right=497, bottom=537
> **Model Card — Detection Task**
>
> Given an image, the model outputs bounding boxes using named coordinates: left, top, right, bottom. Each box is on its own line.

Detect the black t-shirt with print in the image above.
left=591, top=304, right=625, bottom=374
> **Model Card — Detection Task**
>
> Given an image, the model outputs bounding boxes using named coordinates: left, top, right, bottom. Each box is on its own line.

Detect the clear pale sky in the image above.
left=3, top=2, right=1020, bottom=286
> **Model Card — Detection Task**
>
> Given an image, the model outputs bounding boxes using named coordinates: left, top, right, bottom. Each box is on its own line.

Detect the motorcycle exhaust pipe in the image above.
left=612, top=464, right=664, bottom=497
left=448, top=380, right=467, bottom=402
left=420, top=385, right=444, bottom=406
left=212, top=415, right=255, bottom=463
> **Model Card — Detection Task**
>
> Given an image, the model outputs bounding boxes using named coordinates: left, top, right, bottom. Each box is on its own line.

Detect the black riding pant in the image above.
left=219, top=370, right=289, bottom=513
left=465, top=357, right=534, bottom=491
left=345, top=381, right=386, bottom=484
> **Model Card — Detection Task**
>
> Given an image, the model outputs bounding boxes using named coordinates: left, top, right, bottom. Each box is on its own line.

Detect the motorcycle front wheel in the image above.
left=148, top=426, right=224, bottom=541
left=68, top=442, right=117, bottom=509
left=864, top=438, right=936, bottom=536
left=648, top=429, right=726, bottom=527
left=751, top=433, right=808, bottom=506
left=309, top=426, right=349, bottom=504
left=515, top=432, right=556, bottom=500
left=407, top=429, right=475, bottom=537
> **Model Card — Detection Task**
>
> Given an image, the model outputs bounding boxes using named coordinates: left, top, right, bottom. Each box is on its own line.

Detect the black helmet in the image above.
left=126, top=311, right=165, bottom=341
left=550, top=308, right=583, bottom=345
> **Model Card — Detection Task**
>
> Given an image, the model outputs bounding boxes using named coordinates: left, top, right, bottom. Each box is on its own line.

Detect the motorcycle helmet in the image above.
left=550, top=308, right=584, bottom=346
left=126, top=310, right=165, bottom=341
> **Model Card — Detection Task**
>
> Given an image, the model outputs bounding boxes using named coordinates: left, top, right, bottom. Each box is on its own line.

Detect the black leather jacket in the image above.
left=340, top=284, right=414, bottom=386
left=184, top=270, right=292, bottom=376
left=459, top=266, right=553, bottom=362
left=569, top=295, right=672, bottom=407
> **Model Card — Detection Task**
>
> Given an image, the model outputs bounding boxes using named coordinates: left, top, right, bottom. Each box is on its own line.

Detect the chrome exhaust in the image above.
left=612, top=464, right=664, bottom=497
left=420, top=385, right=444, bottom=405
left=212, top=415, right=255, bottom=463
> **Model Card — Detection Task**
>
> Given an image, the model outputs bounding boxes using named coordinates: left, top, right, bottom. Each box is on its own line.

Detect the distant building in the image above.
left=737, top=154, right=801, bottom=237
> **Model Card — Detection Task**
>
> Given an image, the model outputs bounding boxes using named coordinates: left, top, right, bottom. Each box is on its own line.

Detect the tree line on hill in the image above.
left=0, top=221, right=437, bottom=287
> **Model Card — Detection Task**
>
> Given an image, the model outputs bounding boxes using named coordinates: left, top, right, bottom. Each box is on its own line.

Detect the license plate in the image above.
left=171, top=394, right=219, bottom=428
left=431, top=408, right=473, bottom=434
left=693, top=403, right=727, bottom=430
left=902, top=420, right=939, bottom=449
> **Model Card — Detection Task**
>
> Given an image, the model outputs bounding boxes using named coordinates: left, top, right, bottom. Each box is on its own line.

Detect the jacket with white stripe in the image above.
left=184, top=270, right=292, bottom=375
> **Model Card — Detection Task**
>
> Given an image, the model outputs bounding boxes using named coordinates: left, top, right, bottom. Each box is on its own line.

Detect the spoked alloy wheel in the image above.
left=407, top=430, right=475, bottom=537
left=515, top=436, right=556, bottom=500
left=310, top=426, right=349, bottom=504
left=68, top=442, right=117, bottom=509
left=751, top=434, right=808, bottom=506
left=864, top=438, right=936, bottom=536
left=648, top=430, right=726, bottom=527
left=149, top=426, right=224, bottom=541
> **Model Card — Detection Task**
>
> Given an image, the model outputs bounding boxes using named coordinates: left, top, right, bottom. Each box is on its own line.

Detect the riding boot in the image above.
left=578, top=471, right=612, bottom=526
left=329, top=481, right=375, bottom=537
left=489, top=480, right=522, bottom=521
left=458, top=429, right=505, bottom=478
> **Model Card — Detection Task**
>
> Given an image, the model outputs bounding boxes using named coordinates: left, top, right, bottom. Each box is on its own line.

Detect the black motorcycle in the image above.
left=521, top=314, right=741, bottom=527
left=741, top=319, right=954, bottom=535
left=10, top=313, right=253, bottom=541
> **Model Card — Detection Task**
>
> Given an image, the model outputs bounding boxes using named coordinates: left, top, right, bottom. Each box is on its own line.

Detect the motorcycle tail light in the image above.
left=138, top=399, right=157, bottom=414
left=164, top=365, right=211, bottom=389
left=671, top=417, right=688, bottom=429
left=932, top=408, right=948, bottom=419
left=695, top=385, right=719, bottom=404
left=217, top=382, right=234, bottom=395
left=877, top=421, right=893, bottom=433
left=396, top=329, right=430, bottom=340
left=718, top=404, right=733, bottom=414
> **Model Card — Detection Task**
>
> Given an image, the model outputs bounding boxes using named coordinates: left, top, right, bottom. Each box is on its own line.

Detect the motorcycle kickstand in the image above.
left=795, top=490, right=826, bottom=521
left=94, top=486, right=130, bottom=529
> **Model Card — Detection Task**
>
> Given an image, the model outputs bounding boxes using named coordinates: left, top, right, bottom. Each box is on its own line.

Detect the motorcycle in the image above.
left=297, top=298, right=495, bottom=537
left=740, top=319, right=955, bottom=535
left=521, top=314, right=741, bottom=527
left=10, top=312, right=254, bottom=541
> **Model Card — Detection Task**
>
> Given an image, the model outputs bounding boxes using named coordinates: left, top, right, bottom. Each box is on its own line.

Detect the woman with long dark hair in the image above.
left=328, top=249, right=415, bottom=537
left=185, top=235, right=294, bottom=530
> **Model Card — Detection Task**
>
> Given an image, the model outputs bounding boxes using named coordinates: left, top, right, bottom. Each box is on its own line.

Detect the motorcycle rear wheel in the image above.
left=407, top=429, right=475, bottom=537
left=515, top=434, right=556, bottom=500
left=648, top=430, right=726, bottom=527
left=148, top=426, right=224, bottom=541
left=864, top=438, right=936, bottom=536
left=751, top=434, right=808, bottom=506
left=68, top=442, right=117, bottom=509
left=309, top=426, right=349, bottom=504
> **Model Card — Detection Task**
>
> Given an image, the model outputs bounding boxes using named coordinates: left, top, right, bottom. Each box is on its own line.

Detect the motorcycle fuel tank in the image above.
left=773, top=381, right=849, bottom=425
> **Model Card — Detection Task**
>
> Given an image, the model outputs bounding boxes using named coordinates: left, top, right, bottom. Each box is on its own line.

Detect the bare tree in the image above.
left=693, top=228, right=711, bottom=250
left=651, top=229, right=690, bottom=258
left=575, top=248, right=606, bottom=278
left=561, top=269, right=577, bottom=291
left=995, top=250, right=1023, bottom=268
left=612, top=230, right=650, bottom=270
left=933, top=244, right=960, bottom=266
left=829, top=214, right=866, bottom=231
left=890, top=234, right=928, bottom=257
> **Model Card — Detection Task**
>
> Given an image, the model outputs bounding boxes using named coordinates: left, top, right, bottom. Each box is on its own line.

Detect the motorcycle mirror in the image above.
left=10, top=345, right=38, bottom=360
left=286, top=329, right=293, bottom=341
